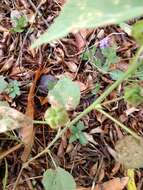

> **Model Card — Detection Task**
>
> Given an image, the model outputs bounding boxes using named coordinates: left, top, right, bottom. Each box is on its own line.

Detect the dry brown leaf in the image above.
left=77, top=177, right=129, bottom=190
left=0, top=55, right=15, bottom=73
left=21, top=66, right=43, bottom=162
left=65, top=61, right=78, bottom=72
left=74, top=29, right=93, bottom=51
left=0, top=106, right=33, bottom=133
left=75, top=81, right=87, bottom=92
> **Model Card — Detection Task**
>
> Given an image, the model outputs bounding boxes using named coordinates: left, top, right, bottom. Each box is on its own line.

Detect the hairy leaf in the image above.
left=42, top=167, right=76, bottom=190
left=124, top=85, right=143, bottom=106
left=48, top=77, right=80, bottom=110
left=32, top=0, right=143, bottom=47
left=44, top=106, right=69, bottom=129
left=132, top=20, right=143, bottom=45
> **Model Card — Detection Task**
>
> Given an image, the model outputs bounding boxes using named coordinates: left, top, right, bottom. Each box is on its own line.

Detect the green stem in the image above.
left=95, top=107, right=140, bottom=140
left=22, top=45, right=143, bottom=169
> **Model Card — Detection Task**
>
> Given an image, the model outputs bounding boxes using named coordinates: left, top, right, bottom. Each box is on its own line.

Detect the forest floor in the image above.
left=0, top=1, right=143, bottom=190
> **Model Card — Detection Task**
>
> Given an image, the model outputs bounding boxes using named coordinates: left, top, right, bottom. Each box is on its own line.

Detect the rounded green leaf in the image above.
left=48, top=77, right=80, bottom=110
left=132, top=20, right=143, bottom=45
left=44, top=106, right=69, bottom=129
left=42, top=167, right=76, bottom=190
left=124, top=85, right=143, bottom=106
left=115, top=136, right=143, bottom=169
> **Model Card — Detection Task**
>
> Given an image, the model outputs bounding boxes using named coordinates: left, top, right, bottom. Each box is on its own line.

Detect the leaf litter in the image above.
left=0, top=0, right=143, bottom=189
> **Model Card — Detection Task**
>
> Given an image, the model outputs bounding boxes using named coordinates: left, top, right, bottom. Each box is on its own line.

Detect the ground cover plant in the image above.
left=0, top=0, right=143, bottom=190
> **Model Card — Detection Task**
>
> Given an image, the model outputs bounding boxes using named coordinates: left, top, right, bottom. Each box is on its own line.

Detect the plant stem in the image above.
left=14, top=45, right=143, bottom=189
left=95, top=107, right=140, bottom=140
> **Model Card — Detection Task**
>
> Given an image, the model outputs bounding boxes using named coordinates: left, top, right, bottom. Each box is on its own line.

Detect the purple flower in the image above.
left=99, top=37, right=109, bottom=49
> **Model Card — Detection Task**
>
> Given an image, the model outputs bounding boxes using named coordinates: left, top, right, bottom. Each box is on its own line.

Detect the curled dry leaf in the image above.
left=0, top=55, right=15, bottom=73
left=73, top=29, right=93, bottom=51
left=77, top=177, right=129, bottom=190
left=0, top=106, right=33, bottom=133
left=65, top=61, right=78, bottom=73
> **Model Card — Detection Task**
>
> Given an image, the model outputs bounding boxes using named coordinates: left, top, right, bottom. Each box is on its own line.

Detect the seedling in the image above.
left=69, top=121, right=88, bottom=145
left=0, top=76, right=20, bottom=98
left=11, top=15, right=27, bottom=33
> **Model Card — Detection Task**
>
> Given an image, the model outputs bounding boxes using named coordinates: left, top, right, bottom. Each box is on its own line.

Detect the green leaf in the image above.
left=48, top=77, right=80, bottom=110
left=132, top=20, right=143, bottom=45
left=0, top=76, right=8, bottom=93
left=42, top=167, right=76, bottom=190
left=32, top=0, right=143, bottom=48
left=109, top=70, right=124, bottom=80
left=11, top=15, right=27, bottom=33
left=6, top=80, right=20, bottom=98
left=115, top=136, right=143, bottom=168
left=91, top=83, right=100, bottom=95
left=44, top=106, right=69, bottom=129
left=69, top=121, right=88, bottom=145
left=69, top=135, right=78, bottom=143
left=124, top=85, right=143, bottom=106
left=101, top=46, right=119, bottom=64
left=76, top=121, right=86, bottom=131
left=78, top=133, right=88, bottom=145
left=82, top=46, right=97, bottom=61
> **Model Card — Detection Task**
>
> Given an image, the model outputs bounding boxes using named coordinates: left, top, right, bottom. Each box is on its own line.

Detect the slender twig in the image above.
left=95, top=106, right=140, bottom=140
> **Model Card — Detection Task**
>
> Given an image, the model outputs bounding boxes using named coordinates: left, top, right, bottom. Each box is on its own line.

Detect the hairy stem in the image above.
left=95, top=106, right=140, bottom=140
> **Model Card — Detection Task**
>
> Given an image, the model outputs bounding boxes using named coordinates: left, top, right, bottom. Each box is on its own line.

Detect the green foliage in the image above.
left=69, top=121, right=88, bottom=145
left=32, top=0, right=143, bottom=48
left=42, top=167, right=76, bottom=190
left=44, top=106, right=69, bottom=129
left=0, top=76, right=20, bottom=98
left=132, top=20, right=143, bottom=45
left=115, top=136, right=143, bottom=168
left=5, top=80, right=20, bottom=98
left=82, top=47, right=97, bottom=61
left=124, top=85, right=143, bottom=106
left=109, top=70, right=124, bottom=80
left=82, top=45, right=120, bottom=78
left=91, top=83, right=100, bottom=95
left=0, top=76, right=8, bottom=92
left=48, top=77, right=80, bottom=110
left=135, top=64, right=143, bottom=80
left=11, top=15, right=27, bottom=33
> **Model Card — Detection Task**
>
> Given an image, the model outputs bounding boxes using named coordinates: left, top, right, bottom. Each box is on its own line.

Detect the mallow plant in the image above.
left=12, top=1, right=143, bottom=190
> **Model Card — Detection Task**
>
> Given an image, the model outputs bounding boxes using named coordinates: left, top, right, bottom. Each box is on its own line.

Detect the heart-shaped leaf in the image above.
left=32, top=0, right=143, bottom=48
left=42, top=167, right=76, bottom=190
left=48, top=77, right=80, bottom=110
